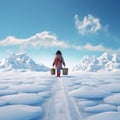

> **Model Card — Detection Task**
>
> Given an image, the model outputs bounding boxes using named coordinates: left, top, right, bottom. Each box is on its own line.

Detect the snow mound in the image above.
left=87, top=111, right=120, bottom=120
left=104, top=93, right=120, bottom=105
left=73, top=52, right=120, bottom=72
left=0, top=89, right=17, bottom=96
left=9, top=84, right=49, bottom=93
left=0, top=52, right=49, bottom=72
left=84, top=104, right=117, bottom=113
left=78, top=101, right=97, bottom=107
left=98, top=83, right=120, bottom=93
left=0, top=105, right=43, bottom=120
left=70, top=86, right=111, bottom=99
left=0, top=93, right=44, bottom=105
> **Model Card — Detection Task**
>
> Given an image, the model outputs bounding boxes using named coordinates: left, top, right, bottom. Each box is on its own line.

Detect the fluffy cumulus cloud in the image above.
left=0, top=31, right=119, bottom=54
left=0, top=31, right=69, bottom=48
left=74, top=14, right=102, bottom=35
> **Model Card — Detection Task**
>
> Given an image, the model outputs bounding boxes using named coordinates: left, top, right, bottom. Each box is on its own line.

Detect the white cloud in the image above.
left=0, top=36, right=24, bottom=45
left=72, top=43, right=105, bottom=51
left=84, top=43, right=106, bottom=51
left=0, top=31, right=69, bottom=48
left=73, top=43, right=120, bottom=54
left=74, top=14, right=102, bottom=35
left=1, top=31, right=119, bottom=54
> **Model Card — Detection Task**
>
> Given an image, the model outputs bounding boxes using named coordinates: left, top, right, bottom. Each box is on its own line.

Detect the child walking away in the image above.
left=52, top=50, right=65, bottom=77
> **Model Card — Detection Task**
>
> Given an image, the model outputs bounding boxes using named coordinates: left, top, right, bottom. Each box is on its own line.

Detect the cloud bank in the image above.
left=72, top=43, right=120, bottom=54
left=74, top=14, right=102, bottom=35
left=0, top=31, right=119, bottom=54
left=0, top=31, right=68, bottom=48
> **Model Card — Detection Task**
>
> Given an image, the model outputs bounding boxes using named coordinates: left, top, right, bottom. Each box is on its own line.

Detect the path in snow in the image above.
left=42, top=76, right=83, bottom=120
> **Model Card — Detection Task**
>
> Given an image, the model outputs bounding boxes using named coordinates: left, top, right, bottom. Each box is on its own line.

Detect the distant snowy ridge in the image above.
left=0, top=52, right=49, bottom=72
left=73, top=52, right=120, bottom=72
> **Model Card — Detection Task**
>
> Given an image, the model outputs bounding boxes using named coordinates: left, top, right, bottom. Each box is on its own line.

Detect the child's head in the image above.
left=56, top=50, right=62, bottom=55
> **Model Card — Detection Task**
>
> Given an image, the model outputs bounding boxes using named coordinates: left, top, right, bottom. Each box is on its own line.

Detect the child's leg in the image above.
left=57, top=69, right=60, bottom=77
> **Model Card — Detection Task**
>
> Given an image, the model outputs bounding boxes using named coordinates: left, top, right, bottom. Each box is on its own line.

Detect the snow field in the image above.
left=67, top=71, right=120, bottom=120
left=0, top=71, right=120, bottom=120
left=0, top=72, right=54, bottom=120
left=0, top=105, right=43, bottom=120
left=73, top=52, right=120, bottom=72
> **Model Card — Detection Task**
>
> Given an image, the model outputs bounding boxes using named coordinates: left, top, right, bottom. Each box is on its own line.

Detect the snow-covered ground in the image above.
left=0, top=52, right=49, bottom=72
left=73, top=52, right=120, bottom=72
left=0, top=70, right=120, bottom=120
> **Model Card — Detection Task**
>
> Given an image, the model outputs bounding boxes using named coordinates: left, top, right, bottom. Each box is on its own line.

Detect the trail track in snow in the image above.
left=42, top=76, right=83, bottom=120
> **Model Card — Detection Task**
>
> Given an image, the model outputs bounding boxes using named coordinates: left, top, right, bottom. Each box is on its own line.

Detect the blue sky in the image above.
left=0, top=0, right=120, bottom=68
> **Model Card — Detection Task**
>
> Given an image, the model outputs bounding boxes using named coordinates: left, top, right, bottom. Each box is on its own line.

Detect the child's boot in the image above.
left=57, top=72, right=60, bottom=77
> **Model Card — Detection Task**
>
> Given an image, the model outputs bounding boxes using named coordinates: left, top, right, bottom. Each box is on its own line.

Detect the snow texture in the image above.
left=0, top=52, right=49, bottom=72
left=104, top=93, right=120, bottom=105
left=87, top=112, right=120, bottom=120
left=70, top=86, right=111, bottom=99
left=73, top=52, right=120, bottom=72
left=0, top=105, right=42, bottom=120
left=0, top=71, right=120, bottom=120
left=84, top=104, right=117, bottom=113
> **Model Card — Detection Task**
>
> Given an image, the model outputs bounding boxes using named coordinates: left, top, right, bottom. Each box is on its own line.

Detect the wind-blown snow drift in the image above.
left=0, top=52, right=49, bottom=72
left=73, top=52, right=120, bottom=72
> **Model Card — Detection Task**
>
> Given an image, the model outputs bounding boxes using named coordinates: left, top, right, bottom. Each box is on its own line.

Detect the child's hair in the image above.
left=56, top=50, right=62, bottom=55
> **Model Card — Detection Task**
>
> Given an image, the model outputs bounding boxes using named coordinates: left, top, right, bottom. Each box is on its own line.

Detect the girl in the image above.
left=52, top=50, right=65, bottom=77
